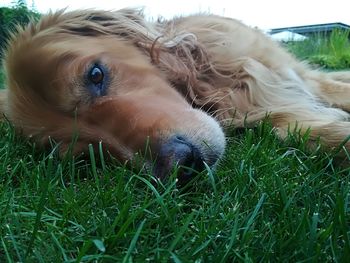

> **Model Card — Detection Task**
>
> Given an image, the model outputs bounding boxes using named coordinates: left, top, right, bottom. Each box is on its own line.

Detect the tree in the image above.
left=0, top=0, right=40, bottom=56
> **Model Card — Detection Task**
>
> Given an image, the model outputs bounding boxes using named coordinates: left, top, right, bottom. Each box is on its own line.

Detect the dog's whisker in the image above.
left=209, top=106, right=235, bottom=119
left=197, top=91, right=233, bottom=113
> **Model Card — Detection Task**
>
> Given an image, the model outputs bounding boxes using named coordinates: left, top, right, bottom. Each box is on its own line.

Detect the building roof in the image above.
left=270, top=22, right=350, bottom=35
left=270, top=31, right=308, bottom=41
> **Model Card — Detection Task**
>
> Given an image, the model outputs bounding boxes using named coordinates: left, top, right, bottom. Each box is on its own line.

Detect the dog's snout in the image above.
left=156, top=135, right=205, bottom=184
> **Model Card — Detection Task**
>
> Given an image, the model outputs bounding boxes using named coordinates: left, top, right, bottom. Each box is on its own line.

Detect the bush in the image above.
left=0, top=1, right=40, bottom=57
left=287, top=29, right=350, bottom=69
left=308, top=53, right=350, bottom=69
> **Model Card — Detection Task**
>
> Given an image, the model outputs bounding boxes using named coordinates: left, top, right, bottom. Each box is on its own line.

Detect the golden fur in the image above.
left=2, top=9, right=350, bottom=177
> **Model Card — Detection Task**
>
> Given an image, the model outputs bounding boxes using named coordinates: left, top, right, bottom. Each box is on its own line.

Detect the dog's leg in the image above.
left=269, top=111, right=350, bottom=152
left=216, top=58, right=350, bottom=150
left=308, top=72, right=350, bottom=111
left=327, top=71, right=350, bottom=83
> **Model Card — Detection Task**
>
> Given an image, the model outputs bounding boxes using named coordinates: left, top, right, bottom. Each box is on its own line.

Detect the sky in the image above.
left=1, top=0, right=350, bottom=30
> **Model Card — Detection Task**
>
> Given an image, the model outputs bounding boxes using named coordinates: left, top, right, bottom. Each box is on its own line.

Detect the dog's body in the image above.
left=1, top=9, right=350, bottom=180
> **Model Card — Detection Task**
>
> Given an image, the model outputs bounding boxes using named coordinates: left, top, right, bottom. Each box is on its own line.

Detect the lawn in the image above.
left=287, top=29, right=350, bottom=69
left=1, top=35, right=350, bottom=261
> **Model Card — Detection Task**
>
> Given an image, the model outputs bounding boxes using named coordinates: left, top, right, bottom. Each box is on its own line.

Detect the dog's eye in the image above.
left=86, top=64, right=108, bottom=97
left=89, top=65, right=104, bottom=84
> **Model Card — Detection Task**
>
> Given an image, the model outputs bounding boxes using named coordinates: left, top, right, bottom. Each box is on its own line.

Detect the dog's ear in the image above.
left=147, top=39, right=233, bottom=117
left=0, top=89, right=7, bottom=119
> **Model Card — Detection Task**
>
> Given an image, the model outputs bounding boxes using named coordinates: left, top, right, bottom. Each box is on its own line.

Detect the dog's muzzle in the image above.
left=154, top=134, right=221, bottom=185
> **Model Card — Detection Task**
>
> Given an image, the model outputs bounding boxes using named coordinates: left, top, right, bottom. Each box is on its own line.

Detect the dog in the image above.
left=1, top=9, right=350, bottom=182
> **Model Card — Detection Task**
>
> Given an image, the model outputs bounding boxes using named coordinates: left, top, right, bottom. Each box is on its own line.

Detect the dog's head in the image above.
left=4, top=9, right=226, bottom=182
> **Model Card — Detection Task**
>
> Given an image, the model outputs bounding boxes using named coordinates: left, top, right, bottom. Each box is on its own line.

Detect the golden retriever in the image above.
left=1, top=9, right=350, bottom=182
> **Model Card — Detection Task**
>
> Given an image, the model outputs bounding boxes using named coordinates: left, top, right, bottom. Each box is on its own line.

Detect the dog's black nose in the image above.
left=155, top=135, right=204, bottom=184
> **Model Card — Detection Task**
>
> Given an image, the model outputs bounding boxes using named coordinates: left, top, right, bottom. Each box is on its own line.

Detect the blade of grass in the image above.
left=6, top=224, right=22, bottom=262
left=88, top=144, right=100, bottom=189
left=169, top=212, right=195, bottom=251
left=204, top=162, right=217, bottom=194
left=242, top=193, right=266, bottom=241
left=308, top=212, right=319, bottom=257
left=122, top=219, right=146, bottom=263
left=50, top=232, right=69, bottom=262
left=221, top=212, right=240, bottom=262
left=24, top=156, right=52, bottom=259
left=1, top=236, right=14, bottom=263
left=98, top=141, right=106, bottom=171
left=75, top=240, right=93, bottom=263
left=169, top=251, right=183, bottom=263
left=133, top=175, right=169, bottom=219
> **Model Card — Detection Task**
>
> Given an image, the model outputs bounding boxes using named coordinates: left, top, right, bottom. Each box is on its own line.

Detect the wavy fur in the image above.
left=2, top=8, right=350, bottom=168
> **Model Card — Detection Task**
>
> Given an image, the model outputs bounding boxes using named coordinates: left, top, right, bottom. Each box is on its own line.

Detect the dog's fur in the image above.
left=2, top=9, right=350, bottom=176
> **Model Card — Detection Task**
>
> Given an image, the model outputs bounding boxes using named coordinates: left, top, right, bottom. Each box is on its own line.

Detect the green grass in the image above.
left=0, top=119, right=349, bottom=262
left=1, top=32, right=350, bottom=261
left=0, top=68, right=5, bottom=89
left=287, top=30, right=350, bottom=69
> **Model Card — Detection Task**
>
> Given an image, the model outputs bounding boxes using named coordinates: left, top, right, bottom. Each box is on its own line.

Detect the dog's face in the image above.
left=5, top=11, right=226, bottom=182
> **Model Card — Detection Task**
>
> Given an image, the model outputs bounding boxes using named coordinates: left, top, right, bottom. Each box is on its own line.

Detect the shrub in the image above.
left=286, top=29, right=350, bottom=69
left=0, top=1, right=40, bottom=57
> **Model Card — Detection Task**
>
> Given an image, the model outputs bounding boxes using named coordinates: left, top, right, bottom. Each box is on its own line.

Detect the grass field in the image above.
left=287, top=29, right=350, bottom=69
left=1, top=35, right=350, bottom=261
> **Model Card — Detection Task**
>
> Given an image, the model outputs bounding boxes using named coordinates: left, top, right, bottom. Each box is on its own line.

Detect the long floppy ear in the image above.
left=0, top=89, right=7, bottom=119
left=145, top=37, right=235, bottom=118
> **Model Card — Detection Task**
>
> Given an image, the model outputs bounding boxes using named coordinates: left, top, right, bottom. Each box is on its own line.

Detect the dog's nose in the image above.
left=171, top=135, right=204, bottom=174
left=155, top=135, right=205, bottom=184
